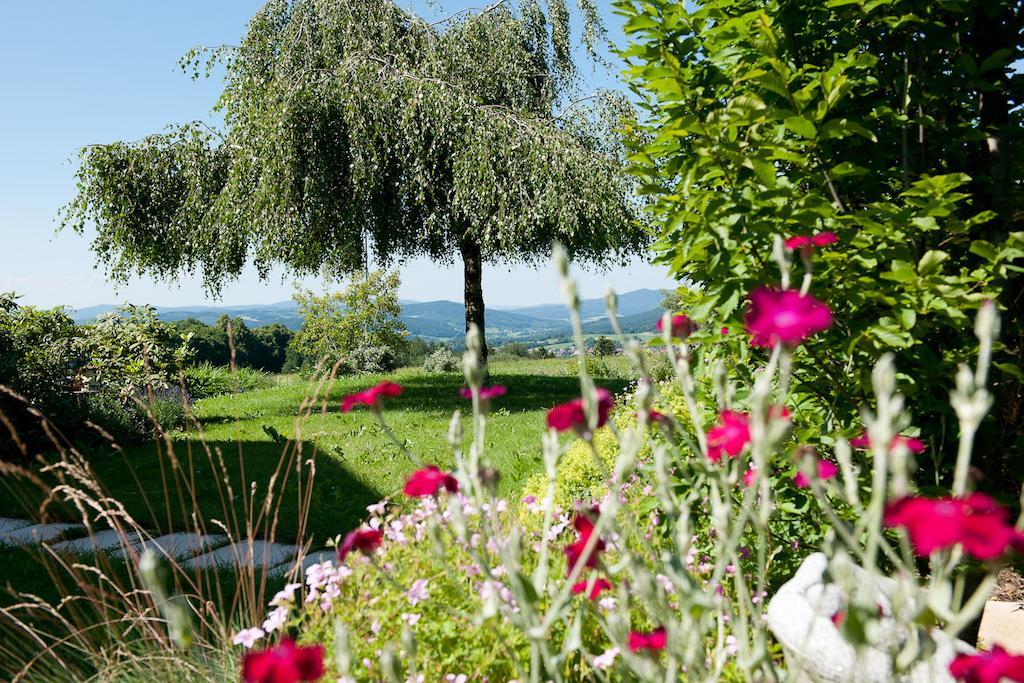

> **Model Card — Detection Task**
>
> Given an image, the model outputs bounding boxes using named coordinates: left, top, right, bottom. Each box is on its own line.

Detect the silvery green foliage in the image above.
left=61, top=0, right=644, bottom=293
left=331, top=248, right=1005, bottom=681
left=422, top=346, right=461, bottom=374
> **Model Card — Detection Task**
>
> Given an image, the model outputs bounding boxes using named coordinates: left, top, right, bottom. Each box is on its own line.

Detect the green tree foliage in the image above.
left=77, top=305, right=190, bottom=398
left=169, top=318, right=294, bottom=372
left=290, top=270, right=407, bottom=373
left=61, top=0, right=646, bottom=364
left=618, top=0, right=1024, bottom=484
left=592, top=335, right=617, bottom=356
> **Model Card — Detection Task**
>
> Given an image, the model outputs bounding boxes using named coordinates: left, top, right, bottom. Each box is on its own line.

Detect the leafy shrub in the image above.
left=422, top=346, right=461, bottom=373
left=346, top=344, right=399, bottom=374
left=183, top=362, right=273, bottom=399
left=564, top=354, right=625, bottom=379
left=591, top=336, right=617, bottom=356
left=84, top=387, right=187, bottom=443
left=621, top=0, right=1024, bottom=485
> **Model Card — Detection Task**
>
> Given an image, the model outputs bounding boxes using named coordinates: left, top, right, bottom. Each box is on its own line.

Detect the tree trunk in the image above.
left=459, top=234, right=489, bottom=373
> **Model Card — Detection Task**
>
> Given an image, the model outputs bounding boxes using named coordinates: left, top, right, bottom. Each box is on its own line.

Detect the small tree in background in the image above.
left=61, top=0, right=646, bottom=369
left=290, top=270, right=406, bottom=373
left=592, top=335, right=617, bottom=356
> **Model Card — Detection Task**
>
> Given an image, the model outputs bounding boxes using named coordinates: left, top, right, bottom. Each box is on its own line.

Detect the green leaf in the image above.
left=917, top=250, right=949, bottom=276
left=784, top=116, right=817, bottom=139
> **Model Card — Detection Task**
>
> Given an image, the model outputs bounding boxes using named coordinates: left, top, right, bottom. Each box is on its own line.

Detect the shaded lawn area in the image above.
left=2, top=359, right=631, bottom=545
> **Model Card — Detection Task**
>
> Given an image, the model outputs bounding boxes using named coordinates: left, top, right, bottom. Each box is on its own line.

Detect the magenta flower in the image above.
left=639, top=409, right=672, bottom=427
left=459, top=385, right=508, bottom=401
left=743, top=468, right=757, bottom=487
left=794, top=459, right=838, bottom=488
left=547, top=388, right=613, bottom=433
left=884, top=493, right=1024, bottom=560
left=571, top=577, right=613, bottom=600
left=785, top=231, right=839, bottom=251
left=949, top=645, right=1024, bottom=683
left=706, top=411, right=751, bottom=463
left=721, top=326, right=728, bottom=335
left=656, top=314, right=696, bottom=340
left=341, top=381, right=402, bottom=413
left=337, top=528, right=383, bottom=562
left=628, top=626, right=667, bottom=653
left=404, top=466, right=458, bottom=497
left=850, top=432, right=926, bottom=454
left=564, top=506, right=605, bottom=575
left=242, top=639, right=325, bottom=683
left=744, top=288, right=832, bottom=347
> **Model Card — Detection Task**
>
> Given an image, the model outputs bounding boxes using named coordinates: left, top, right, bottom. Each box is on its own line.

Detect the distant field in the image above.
left=2, top=358, right=632, bottom=545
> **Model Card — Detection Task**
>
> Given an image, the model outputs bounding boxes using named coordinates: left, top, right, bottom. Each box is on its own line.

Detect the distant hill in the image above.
left=70, top=288, right=669, bottom=344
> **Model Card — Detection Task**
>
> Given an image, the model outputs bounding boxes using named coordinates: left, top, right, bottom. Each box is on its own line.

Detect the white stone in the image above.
left=119, top=532, right=228, bottom=560
left=51, top=529, right=145, bottom=555
left=184, top=541, right=300, bottom=571
left=767, top=553, right=971, bottom=682
left=0, top=523, right=84, bottom=545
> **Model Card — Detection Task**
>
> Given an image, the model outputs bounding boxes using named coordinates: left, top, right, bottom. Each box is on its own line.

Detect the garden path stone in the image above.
left=977, top=601, right=1024, bottom=654
left=0, top=522, right=84, bottom=546
left=119, top=532, right=228, bottom=560
left=267, top=549, right=335, bottom=577
left=0, top=518, right=32, bottom=535
left=184, top=541, right=300, bottom=571
left=52, top=529, right=146, bottom=555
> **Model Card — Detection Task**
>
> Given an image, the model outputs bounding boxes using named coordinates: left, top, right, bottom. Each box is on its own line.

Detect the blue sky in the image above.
left=0, top=1, right=675, bottom=309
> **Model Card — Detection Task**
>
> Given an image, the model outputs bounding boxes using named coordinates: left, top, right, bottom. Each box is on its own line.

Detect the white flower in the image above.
left=270, top=582, right=302, bottom=607
left=656, top=573, right=676, bottom=594
left=593, top=647, right=619, bottom=670
left=445, top=675, right=468, bottom=683
left=725, top=634, right=739, bottom=655
left=262, top=606, right=289, bottom=633
left=401, top=612, right=421, bottom=626
left=370, top=619, right=381, bottom=635
left=598, top=596, right=617, bottom=612
left=407, top=579, right=430, bottom=605
left=367, top=501, right=387, bottom=517
left=231, top=627, right=265, bottom=649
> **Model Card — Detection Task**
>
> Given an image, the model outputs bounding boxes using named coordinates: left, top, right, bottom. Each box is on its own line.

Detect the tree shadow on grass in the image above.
left=0, top=438, right=381, bottom=546
left=342, top=372, right=632, bottom=415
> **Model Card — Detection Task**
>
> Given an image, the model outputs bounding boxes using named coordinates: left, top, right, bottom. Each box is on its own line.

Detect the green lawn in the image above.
left=2, top=358, right=631, bottom=545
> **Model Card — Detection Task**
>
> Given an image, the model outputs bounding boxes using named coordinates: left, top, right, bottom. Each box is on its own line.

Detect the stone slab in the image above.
left=0, top=518, right=32, bottom=535
left=0, top=523, right=84, bottom=546
left=52, top=529, right=145, bottom=555
left=267, top=549, right=335, bottom=577
left=978, top=600, right=1024, bottom=654
left=184, top=541, right=300, bottom=571
left=119, top=532, right=228, bottom=560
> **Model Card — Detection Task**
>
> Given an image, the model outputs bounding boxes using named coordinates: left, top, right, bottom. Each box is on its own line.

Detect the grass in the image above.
left=1, top=358, right=632, bottom=546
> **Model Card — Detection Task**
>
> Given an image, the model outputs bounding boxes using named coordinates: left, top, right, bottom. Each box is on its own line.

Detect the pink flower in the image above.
left=949, top=645, right=1024, bottom=683
left=657, top=314, right=696, bottom=340
left=794, top=459, right=838, bottom=488
left=639, top=409, right=672, bottom=426
left=404, top=466, right=458, bottom=497
left=564, top=506, right=605, bottom=575
left=341, top=381, right=402, bottom=412
left=849, top=432, right=926, bottom=454
left=337, top=528, right=383, bottom=562
left=744, top=287, right=832, bottom=347
left=721, top=326, right=728, bottom=335
left=785, top=231, right=839, bottom=251
left=459, top=385, right=508, bottom=401
left=884, top=493, right=1024, bottom=560
left=743, top=468, right=757, bottom=487
left=706, top=411, right=750, bottom=463
left=571, top=577, right=613, bottom=600
left=628, top=626, right=667, bottom=653
left=242, top=639, right=325, bottom=683
left=547, top=388, right=613, bottom=433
